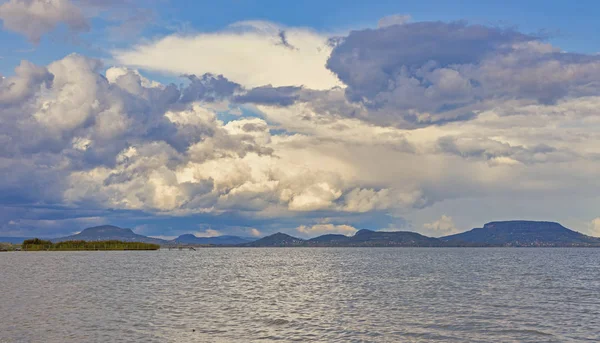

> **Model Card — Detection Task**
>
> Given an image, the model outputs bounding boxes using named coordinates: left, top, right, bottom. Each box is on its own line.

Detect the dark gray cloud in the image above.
left=180, top=74, right=242, bottom=103
left=327, top=21, right=533, bottom=101
left=233, top=85, right=302, bottom=106
left=325, top=21, right=600, bottom=127
left=436, top=136, right=577, bottom=165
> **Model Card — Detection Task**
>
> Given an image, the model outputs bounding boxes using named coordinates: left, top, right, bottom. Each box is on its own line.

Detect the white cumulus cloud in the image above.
left=112, top=21, right=343, bottom=90
left=296, top=223, right=358, bottom=237
left=589, top=218, right=600, bottom=237
left=423, top=215, right=459, bottom=237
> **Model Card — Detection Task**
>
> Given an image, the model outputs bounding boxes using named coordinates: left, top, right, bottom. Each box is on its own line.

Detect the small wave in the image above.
left=265, top=318, right=291, bottom=326
left=496, top=329, right=554, bottom=337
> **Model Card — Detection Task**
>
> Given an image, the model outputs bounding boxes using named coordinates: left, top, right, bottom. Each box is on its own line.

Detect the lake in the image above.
left=1, top=248, right=599, bottom=342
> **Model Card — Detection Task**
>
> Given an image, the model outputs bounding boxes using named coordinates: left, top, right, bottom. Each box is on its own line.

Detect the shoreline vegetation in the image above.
left=0, top=243, right=19, bottom=251
left=21, top=238, right=160, bottom=251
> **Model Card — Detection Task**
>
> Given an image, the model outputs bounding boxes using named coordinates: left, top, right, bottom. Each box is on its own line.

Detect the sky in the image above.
left=1, top=0, right=600, bottom=240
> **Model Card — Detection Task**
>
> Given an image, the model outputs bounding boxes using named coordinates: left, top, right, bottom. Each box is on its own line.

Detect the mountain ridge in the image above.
left=51, top=225, right=168, bottom=245
left=23, top=220, right=600, bottom=247
left=170, top=234, right=255, bottom=245
left=50, top=225, right=256, bottom=246
left=441, top=220, right=600, bottom=247
left=245, top=229, right=446, bottom=247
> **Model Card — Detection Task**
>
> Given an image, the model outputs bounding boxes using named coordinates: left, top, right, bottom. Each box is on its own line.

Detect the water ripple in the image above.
left=1, top=248, right=599, bottom=342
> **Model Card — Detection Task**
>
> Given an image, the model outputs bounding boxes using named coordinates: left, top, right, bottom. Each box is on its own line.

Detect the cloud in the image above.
left=0, top=54, right=430, bottom=226
left=0, top=0, right=155, bottom=43
left=180, top=74, right=242, bottom=103
left=342, top=188, right=429, bottom=213
left=296, top=223, right=358, bottom=237
left=325, top=21, right=600, bottom=127
left=4, top=18, right=600, bottom=239
left=589, top=218, right=600, bottom=237
left=0, top=60, right=53, bottom=106
left=436, top=136, right=576, bottom=165
left=194, top=228, right=221, bottom=237
left=112, top=21, right=343, bottom=89
left=0, top=0, right=89, bottom=43
left=233, top=85, right=302, bottom=106
left=377, top=14, right=411, bottom=28
left=422, top=215, right=459, bottom=237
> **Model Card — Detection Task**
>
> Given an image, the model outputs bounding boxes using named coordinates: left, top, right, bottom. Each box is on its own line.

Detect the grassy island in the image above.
left=22, top=238, right=160, bottom=251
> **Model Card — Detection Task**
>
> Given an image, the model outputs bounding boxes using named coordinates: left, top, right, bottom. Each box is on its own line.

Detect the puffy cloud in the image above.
left=296, top=223, right=358, bottom=237
left=422, top=215, right=459, bottom=237
left=0, top=0, right=156, bottom=44
left=194, top=228, right=221, bottom=237
left=0, top=0, right=88, bottom=43
left=0, top=56, right=417, bottom=222
left=589, top=218, right=600, bottom=237
left=4, top=18, right=600, bottom=238
left=112, top=21, right=343, bottom=89
left=0, top=60, right=53, bottom=106
left=342, top=188, right=428, bottom=213
left=328, top=21, right=531, bottom=100
left=286, top=182, right=342, bottom=212
left=325, top=22, right=600, bottom=127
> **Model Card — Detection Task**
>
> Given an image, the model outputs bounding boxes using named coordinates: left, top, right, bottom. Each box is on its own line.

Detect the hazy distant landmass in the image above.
left=51, top=226, right=168, bottom=245
left=6, top=221, right=600, bottom=247
left=441, top=221, right=600, bottom=247
left=171, top=234, right=254, bottom=245
left=243, top=229, right=445, bottom=247
left=246, top=221, right=600, bottom=247
left=242, top=232, right=306, bottom=247
left=48, top=225, right=255, bottom=246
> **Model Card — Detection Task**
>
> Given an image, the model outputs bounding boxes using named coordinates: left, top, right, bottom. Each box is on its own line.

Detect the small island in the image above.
left=21, top=238, right=160, bottom=251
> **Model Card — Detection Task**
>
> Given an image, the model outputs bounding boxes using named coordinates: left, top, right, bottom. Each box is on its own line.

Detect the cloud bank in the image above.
left=2, top=17, right=600, bottom=237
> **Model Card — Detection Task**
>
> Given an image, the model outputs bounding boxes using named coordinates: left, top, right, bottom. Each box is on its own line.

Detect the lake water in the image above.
left=1, top=248, right=599, bottom=342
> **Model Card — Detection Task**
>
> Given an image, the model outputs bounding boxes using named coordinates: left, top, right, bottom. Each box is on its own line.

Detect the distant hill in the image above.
left=0, top=237, right=31, bottom=244
left=51, top=225, right=168, bottom=245
left=170, top=234, right=255, bottom=245
left=243, top=232, right=306, bottom=247
left=343, top=229, right=444, bottom=247
left=51, top=226, right=258, bottom=246
left=308, top=234, right=349, bottom=243
left=244, top=229, right=445, bottom=247
left=442, top=221, right=600, bottom=247
left=33, top=220, right=600, bottom=248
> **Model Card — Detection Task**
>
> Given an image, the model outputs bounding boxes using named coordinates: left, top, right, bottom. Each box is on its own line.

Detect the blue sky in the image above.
left=2, top=0, right=599, bottom=75
left=1, top=0, right=600, bottom=239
